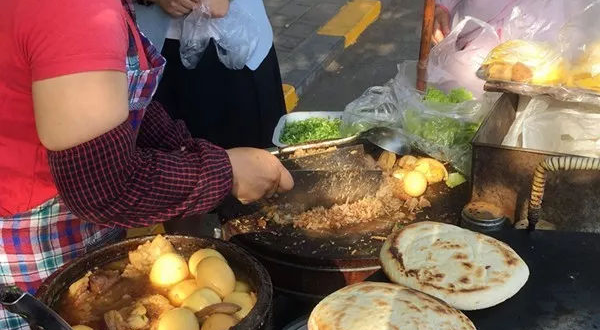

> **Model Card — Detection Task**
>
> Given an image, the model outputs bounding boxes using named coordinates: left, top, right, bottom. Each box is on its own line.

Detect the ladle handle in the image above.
left=527, top=156, right=600, bottom=231
left=0, top=285, right=73, bottom=330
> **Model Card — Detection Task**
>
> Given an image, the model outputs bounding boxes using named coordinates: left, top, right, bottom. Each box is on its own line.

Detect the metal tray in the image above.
left=471, top=93, right=600, bottom=232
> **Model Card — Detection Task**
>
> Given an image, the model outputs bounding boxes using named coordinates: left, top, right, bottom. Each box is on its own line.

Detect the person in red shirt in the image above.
left=0, top=0, right=292, bottom=328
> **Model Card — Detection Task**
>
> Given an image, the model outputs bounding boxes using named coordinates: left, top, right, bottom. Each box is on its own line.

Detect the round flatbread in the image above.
left=308, top=282, right=475, bottom=330
left=380, top=221, right=529, bottom=310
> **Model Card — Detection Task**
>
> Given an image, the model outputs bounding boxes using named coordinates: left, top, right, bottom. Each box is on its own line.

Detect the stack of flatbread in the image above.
left=307, top=221, right=529, bottom=330
left=308, top=282, right=476, bottom=330
left=380, top=221, right=529, bottom=310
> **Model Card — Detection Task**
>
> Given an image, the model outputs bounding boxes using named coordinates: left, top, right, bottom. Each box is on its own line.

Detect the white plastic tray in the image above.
left=272, top=111, right=343, bottom=147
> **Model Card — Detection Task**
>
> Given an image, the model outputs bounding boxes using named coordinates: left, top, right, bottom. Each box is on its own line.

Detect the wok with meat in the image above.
left=57, top=236, right=258, bottom=330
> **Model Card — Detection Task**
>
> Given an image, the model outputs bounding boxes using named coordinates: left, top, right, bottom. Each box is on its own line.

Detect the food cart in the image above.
left=2, top=1, right=600, bottom=330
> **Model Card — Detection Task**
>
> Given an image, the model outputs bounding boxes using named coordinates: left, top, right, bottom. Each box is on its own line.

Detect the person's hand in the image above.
left=226, top=148, right=294, bottom=204
left=200, top=0, right=229, bottom=18
left=432, top=5, right=451, bottom=45
left=155, top=0, right=198, bottom=17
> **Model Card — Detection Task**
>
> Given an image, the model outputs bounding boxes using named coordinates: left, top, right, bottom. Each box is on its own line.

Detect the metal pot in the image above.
left=35, top=235, right=273, bottom=330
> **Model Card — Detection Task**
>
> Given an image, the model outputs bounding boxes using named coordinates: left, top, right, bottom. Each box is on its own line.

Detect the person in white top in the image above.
left=135, top=0, right=285, bottom=149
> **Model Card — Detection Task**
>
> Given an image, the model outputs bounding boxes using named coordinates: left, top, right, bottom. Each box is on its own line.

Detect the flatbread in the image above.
left=308, top=282, right=475, bottom=330
left=380, top=221, right=529, bottom=310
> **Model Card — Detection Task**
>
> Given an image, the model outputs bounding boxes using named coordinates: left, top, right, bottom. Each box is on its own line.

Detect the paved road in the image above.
left=297, top=0, right=424, bottom=112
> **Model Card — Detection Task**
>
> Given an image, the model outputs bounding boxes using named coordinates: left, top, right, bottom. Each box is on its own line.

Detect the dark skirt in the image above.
left=154, top=38, right=286, bottom=149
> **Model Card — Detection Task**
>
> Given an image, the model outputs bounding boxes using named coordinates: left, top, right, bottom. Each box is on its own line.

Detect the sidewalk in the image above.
left=265, top=0, right=386, bottom=112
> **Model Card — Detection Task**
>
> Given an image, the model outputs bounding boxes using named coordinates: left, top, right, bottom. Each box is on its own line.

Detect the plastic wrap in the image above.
left=502, top=96, right=600, bottom=158
left=180, top=0, right=259, bottom=70
left=560, top=1, right=600, bottom=93
left=477, top=1, right=600, bottom=104
left=477, top=40, right=567, bottom=86
left=427, top=17, right=499, bottom=98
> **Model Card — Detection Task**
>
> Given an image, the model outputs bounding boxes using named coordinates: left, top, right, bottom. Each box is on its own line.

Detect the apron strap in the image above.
left=123, top=10, right=150, bottom=71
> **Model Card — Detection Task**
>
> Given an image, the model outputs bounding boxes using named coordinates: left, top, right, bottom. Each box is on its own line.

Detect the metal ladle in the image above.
left=360, top=126, right=412, bottom=155
left=0, top=285, right=73, bottom=330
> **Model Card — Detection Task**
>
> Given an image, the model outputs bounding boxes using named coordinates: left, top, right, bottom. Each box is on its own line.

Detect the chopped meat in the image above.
left=418, top=196, right=432, bottom=209
left=104, top=310, right=129, bottom=330
left=68, top=271, right=92, bottom=297
left=122, top=264, right=146, bottom=280
left=137, top=294, right=174, bottom=319
left=89, top=270, right=121, bottom=294
left=262, top=173, right=429, bottom=231
left=128, top=235, right=175, bottom=273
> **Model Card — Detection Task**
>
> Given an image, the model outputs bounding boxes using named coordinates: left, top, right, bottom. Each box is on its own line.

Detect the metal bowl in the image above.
left=35, top=235, right=273, bottom=330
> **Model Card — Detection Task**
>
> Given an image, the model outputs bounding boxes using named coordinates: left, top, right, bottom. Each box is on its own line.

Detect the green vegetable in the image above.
left=404, top=109, right=480, bottom=148
left=280, top=117, right=343, bottom=145
left=446, top=172, right=467, bottom=188
left=424, top=87, right=473, bottom=104
left=448, top=88, right=474, bottom=103
left=404, top=87, right=478, bottom=175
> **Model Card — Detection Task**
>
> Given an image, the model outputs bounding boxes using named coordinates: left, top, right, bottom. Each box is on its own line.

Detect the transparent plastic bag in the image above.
left=342, top=61, right=498, bottom=175
left=402, top=91, right=498, bottom=175
left=341, top=64, right=412, bottom=135
left=501, top=0, right=569, bottom=43
left=427, top=17, right=499, bottom=98
left=521, top=100, right=600, bottom=157
left=560, top=1, right=600, bottom=93
left=502, top=96, right=600, bottom=158
left=477, top=39, right=567, bottom=86
left=180, top=0, right=260, bottom=70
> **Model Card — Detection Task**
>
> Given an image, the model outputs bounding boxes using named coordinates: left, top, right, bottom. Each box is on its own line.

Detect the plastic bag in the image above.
left=477, top=39, right=567, bottom=86
left=341, top=64, right=412, bottom=135
left=427, top=17, right=499, bottom=98
left=559, top=1, right=600, bottom=93
left=402, top=90, right=498, bottom=175
left=502, top=96, right=600, bottom=158
left=501, top=0, right=570, bottom=43
left=180, top=0, right=260, bottom=70
left=342, top=61, right=498, bottom=175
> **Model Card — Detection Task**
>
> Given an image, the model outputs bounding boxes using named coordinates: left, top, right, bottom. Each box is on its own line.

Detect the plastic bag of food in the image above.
left=477, top=39, right=567, bottom=86
left=402, top=88, right=498, bottom=175
left=427, top=16, right=499, bottom=98
left=180, top=0, right=259, bottom=70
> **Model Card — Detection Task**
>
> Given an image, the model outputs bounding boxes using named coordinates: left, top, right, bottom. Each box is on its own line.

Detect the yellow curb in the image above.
left=318, top=0, right=381, bottom=48
left=282, top=84, right=298, bottom=113
left=126, top=223, right=166, bottom=238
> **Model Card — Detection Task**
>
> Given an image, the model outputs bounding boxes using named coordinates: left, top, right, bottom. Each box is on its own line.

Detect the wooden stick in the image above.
left=416, top=0, right=435, bottom=91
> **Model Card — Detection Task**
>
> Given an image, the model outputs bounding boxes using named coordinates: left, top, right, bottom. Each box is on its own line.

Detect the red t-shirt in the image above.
left=0, top=0, right=128, bottom=216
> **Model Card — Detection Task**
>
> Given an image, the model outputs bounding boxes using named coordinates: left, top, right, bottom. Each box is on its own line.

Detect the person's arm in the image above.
left=142, top=0, right=229, bottom=17
left=432, top=0, right=460, bottom=44
left=27, top=0, right=292, bottom=227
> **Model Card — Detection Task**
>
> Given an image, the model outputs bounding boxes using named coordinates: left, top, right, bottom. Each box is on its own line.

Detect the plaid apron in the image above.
left=0, top=1, right=165, bottom=329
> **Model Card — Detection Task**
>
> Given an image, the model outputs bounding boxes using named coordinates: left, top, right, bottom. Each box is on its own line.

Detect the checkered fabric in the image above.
left=0, top=1, right=170, bottom=328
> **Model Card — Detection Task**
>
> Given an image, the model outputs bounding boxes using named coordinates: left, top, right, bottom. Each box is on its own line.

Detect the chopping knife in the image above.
left=269, top=169, right=383, bottom=211
left=280, top=145, right=372, bottom=171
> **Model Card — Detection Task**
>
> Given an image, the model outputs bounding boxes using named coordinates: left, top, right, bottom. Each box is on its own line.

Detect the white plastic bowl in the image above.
left=272, top=111, right=343, bottom=147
